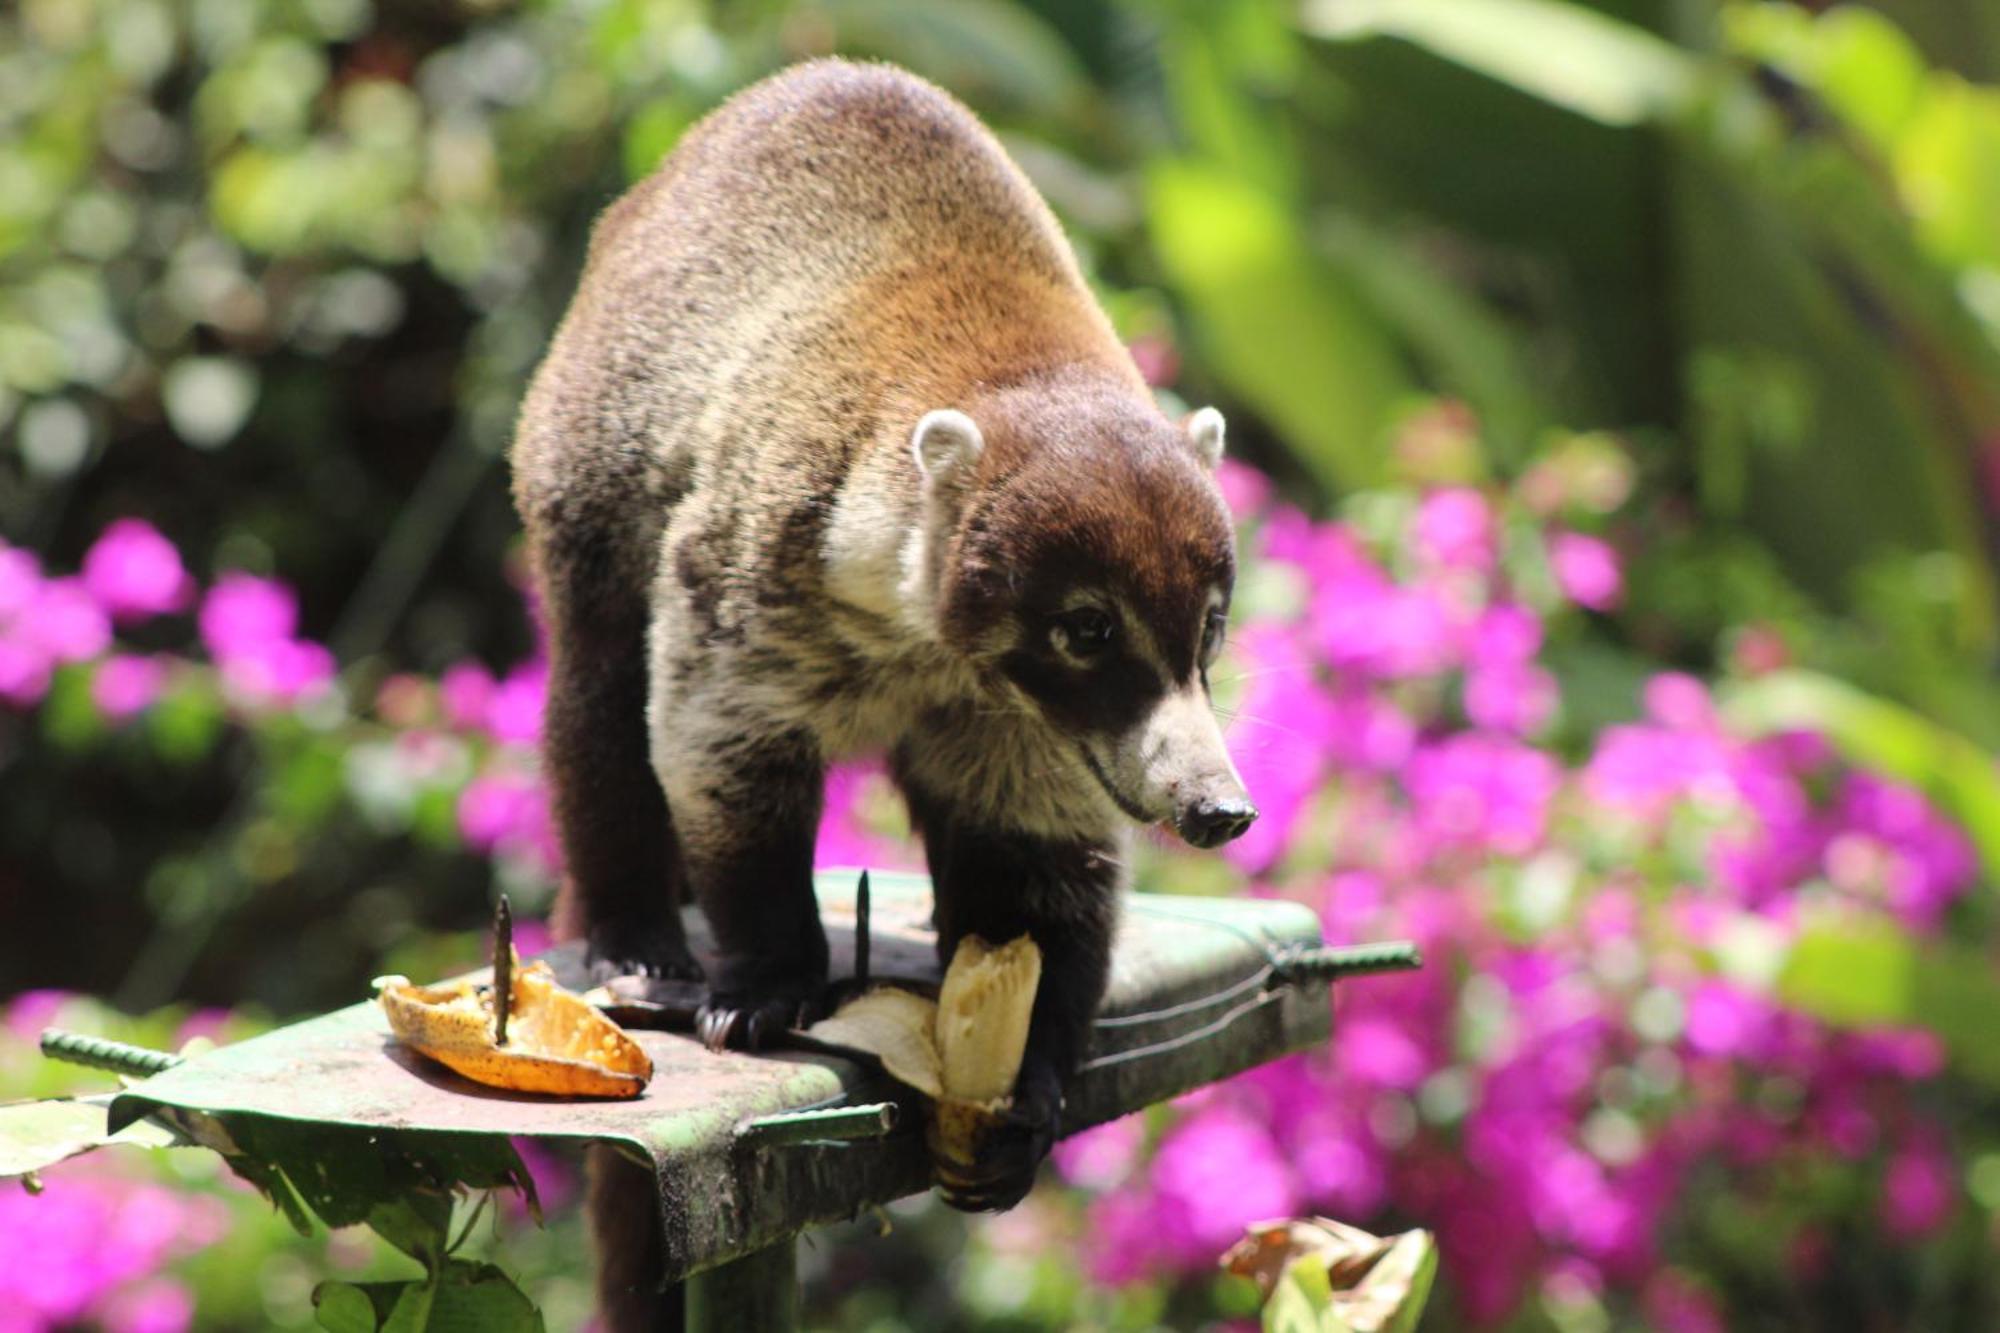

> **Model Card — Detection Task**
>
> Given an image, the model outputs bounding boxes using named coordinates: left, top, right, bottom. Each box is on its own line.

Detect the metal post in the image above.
left=685, top=1239, right=797, bottom=1333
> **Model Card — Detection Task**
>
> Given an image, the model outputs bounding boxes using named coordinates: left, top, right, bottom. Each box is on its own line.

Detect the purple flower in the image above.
left=1213, top=458, right=1272, bottom=518
left=1550, top=531, right=1622, bottom=610
left=1464, top=661, right=1557, bottom=736
left=1681, top=981, right=1777, bottom=1061
left=1467, top=602, right=1542, bottom=667
left=1312, top=573, right=1465, bottom=680
left=1149, top=1106, right=1299, bottom=1262
left=0, top=639, right=52, bottom=706
left=457, top=769, right=558, bottom=872
left=1413, top=487, right=1497, bottom=573
left=0, top=546, right=42, bottom=619
left=101, top=1278, right=194, bottom=1333
left=25, top=578, right=113, bottom=663
left=439, top=661, right=496, bottom=731
left=92, top=655, right=170, bottom=721
left=484, top=663, right=545, bottom=746
left=1403, top=733, right=1559, bottom=856
left=217, top=637, right=336, bottom=706
left=1335, top=1016, right=1430, bottom=1090
left=1051, top=1114, right=1145, bottom=1190
left=197, top=573, right=297, bottom=656
left=81, top=520, right=193, bottom=622
left=1882, top=1131, right=1956, bottom=1239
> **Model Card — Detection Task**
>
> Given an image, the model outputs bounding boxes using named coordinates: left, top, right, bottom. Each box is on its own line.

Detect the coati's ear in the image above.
left=911, top=409, right=984, bottom=483
left=1186, top=406, right=1226, bottom=469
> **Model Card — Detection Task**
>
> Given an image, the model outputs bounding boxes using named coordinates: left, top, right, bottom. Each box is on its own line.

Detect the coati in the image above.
left=510, top=54, right=1255, bottom=1306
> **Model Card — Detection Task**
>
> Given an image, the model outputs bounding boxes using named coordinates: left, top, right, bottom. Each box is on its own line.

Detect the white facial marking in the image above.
left=1187, top=406, right=1226, bottom=469
left=1091, top=683, right=1246, bottom=824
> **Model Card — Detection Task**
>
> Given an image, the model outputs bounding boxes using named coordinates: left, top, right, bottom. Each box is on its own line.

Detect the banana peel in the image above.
left=808, top=934, right=1041, bottom=1178
left=377, top=957, right=652, bottom=1099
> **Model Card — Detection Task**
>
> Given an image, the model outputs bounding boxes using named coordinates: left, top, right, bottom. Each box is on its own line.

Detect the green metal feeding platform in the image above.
left=20, top=871, right=1418, bottom=1331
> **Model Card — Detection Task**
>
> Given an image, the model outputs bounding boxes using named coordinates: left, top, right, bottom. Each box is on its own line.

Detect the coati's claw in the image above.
left=694, top=988, right=823, bottom=1053
left=583, top=920, right=703, bottom=988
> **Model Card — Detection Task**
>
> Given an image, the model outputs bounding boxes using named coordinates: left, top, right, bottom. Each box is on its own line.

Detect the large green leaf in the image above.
left=315, top=1263, right=543, bottom=1333
left=0, top=1098, right=179, bottom=1180
left=1317, top=215, right=1553, bottom=463
left=1148, top=161, right=1415, bottom=492
left=1301, top=0, right=1695, bottom=127
left=1779, top=917, right=2000, bottom=1091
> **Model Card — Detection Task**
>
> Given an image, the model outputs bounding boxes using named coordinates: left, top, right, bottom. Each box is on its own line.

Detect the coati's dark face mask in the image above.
left=995, top=567, right=1254, bottom=849
left=930, top=405, right=1257, bottom=850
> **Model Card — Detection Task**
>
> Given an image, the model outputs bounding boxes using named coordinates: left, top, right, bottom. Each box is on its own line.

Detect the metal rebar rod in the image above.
left=39, top=1030, right=184, bottom=1079
left=736, top=1102, right=898, bottom=1147
left=853, top=870, right=871, bottom=987
left=1281, top=941, right=1423, bottom=982
left=492, top=893, right=514, bottom=1047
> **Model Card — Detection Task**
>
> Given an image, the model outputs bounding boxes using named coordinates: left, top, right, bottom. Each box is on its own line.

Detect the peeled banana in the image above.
left=808, top=933, right=1042, bottom=1174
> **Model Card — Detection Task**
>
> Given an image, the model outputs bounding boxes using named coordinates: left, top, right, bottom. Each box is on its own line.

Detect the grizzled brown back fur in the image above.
left=510, top=59, right=1249, bottom=1327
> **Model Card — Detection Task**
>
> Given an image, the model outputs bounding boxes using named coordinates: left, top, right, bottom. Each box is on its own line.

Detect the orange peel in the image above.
left=376, top=958, right=652, bottom=1099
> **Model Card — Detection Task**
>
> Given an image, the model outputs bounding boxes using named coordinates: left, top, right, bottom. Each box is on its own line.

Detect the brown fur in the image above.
left=509, top=59, right=1250, bottom=1327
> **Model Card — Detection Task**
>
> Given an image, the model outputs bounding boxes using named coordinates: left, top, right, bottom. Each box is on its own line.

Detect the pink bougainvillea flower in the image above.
left=1051, top=1114, right=1146, bottom=1191
left=1402, top=732, right=1559, bottom=856
left=438, top=661, right=497, bottom=731
left=91, top=654, right=170, bottom=721
left=0, top=545, right=42, bottom=620
left=1149, top=1105, right=1300, bottom=1263
left=1413, top=486, right=1497, bottom=574
left=99, top=1277, right=194, bottom=1333
left=484, top=662, right=546, bottom=746
left=197, top=573, right=296, bottom=656
left=26, top=578, right=113, bottom=663
left=81, top=519, right=193, bottom=621
left=0, top=638, right=52, bottom=706
left=1213, top=457, right=1272, bottom=519
left=216, top=637, right=335, bottom=706
left=1464, top=661, right=1557, bottom=736
left=457, top=768, right=558, bottom=873
left=1550, top=530, right=1623, bottom=610
left=1882, top=1131, right=1957, bottom=1240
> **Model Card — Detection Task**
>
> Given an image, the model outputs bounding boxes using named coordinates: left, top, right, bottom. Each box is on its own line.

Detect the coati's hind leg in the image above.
left=653, top=705, right=831, bottom=1051
left=896, top=755, right=1120, bottom=1212
left=534, top=537, right=699, bottom=984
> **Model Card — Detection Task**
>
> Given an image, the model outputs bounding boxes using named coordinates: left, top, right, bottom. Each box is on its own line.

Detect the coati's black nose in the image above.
left=1177, top=797, right=1258, bottom=849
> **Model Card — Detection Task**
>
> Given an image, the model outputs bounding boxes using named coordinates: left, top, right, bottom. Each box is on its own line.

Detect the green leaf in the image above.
left=1149, top=161, right=1414, bottom=493
left=1316, top=214, right=1551, bottom=463
left=326, top=1267, right=542, bottom=1333
left=822, top=0, right=1088, bottom=114
left=1302, top=0, right=1694, bottom=127
left=364, top=1194, right=456, bottom=1266
left=1780, top=918, right=2000, bottom=1091
left=145, top=680, right=225, bottom=765
left=0, top=1098, right=178, bottom=1179
left=314, top=1281, right=387, bottom=1333
left=1265, top=1254, right=1341, bottom=1333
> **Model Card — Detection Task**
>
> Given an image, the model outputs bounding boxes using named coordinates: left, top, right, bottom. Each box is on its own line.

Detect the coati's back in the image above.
left=512, top=58, right=1140, bottom=531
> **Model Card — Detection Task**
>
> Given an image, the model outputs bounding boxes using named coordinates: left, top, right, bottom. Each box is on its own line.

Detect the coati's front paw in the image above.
left=694, top=981, right=827, bottom=1053
left=937, top=1067, right=1062, bottom=1213
left=583, top=919, right=703, bottom=987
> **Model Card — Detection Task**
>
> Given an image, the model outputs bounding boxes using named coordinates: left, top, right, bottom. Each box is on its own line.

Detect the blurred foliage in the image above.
left=4, top=0, right=2000, bottom=1329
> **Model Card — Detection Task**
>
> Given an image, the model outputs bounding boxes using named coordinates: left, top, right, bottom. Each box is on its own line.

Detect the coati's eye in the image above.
left=1201, top=608, right=1228, bottom=670
left=1051, top=607, right=1116, bottom=659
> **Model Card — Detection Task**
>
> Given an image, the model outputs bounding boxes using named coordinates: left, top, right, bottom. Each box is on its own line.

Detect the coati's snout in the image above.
left=1094, top=685, right=1257, bottom=849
